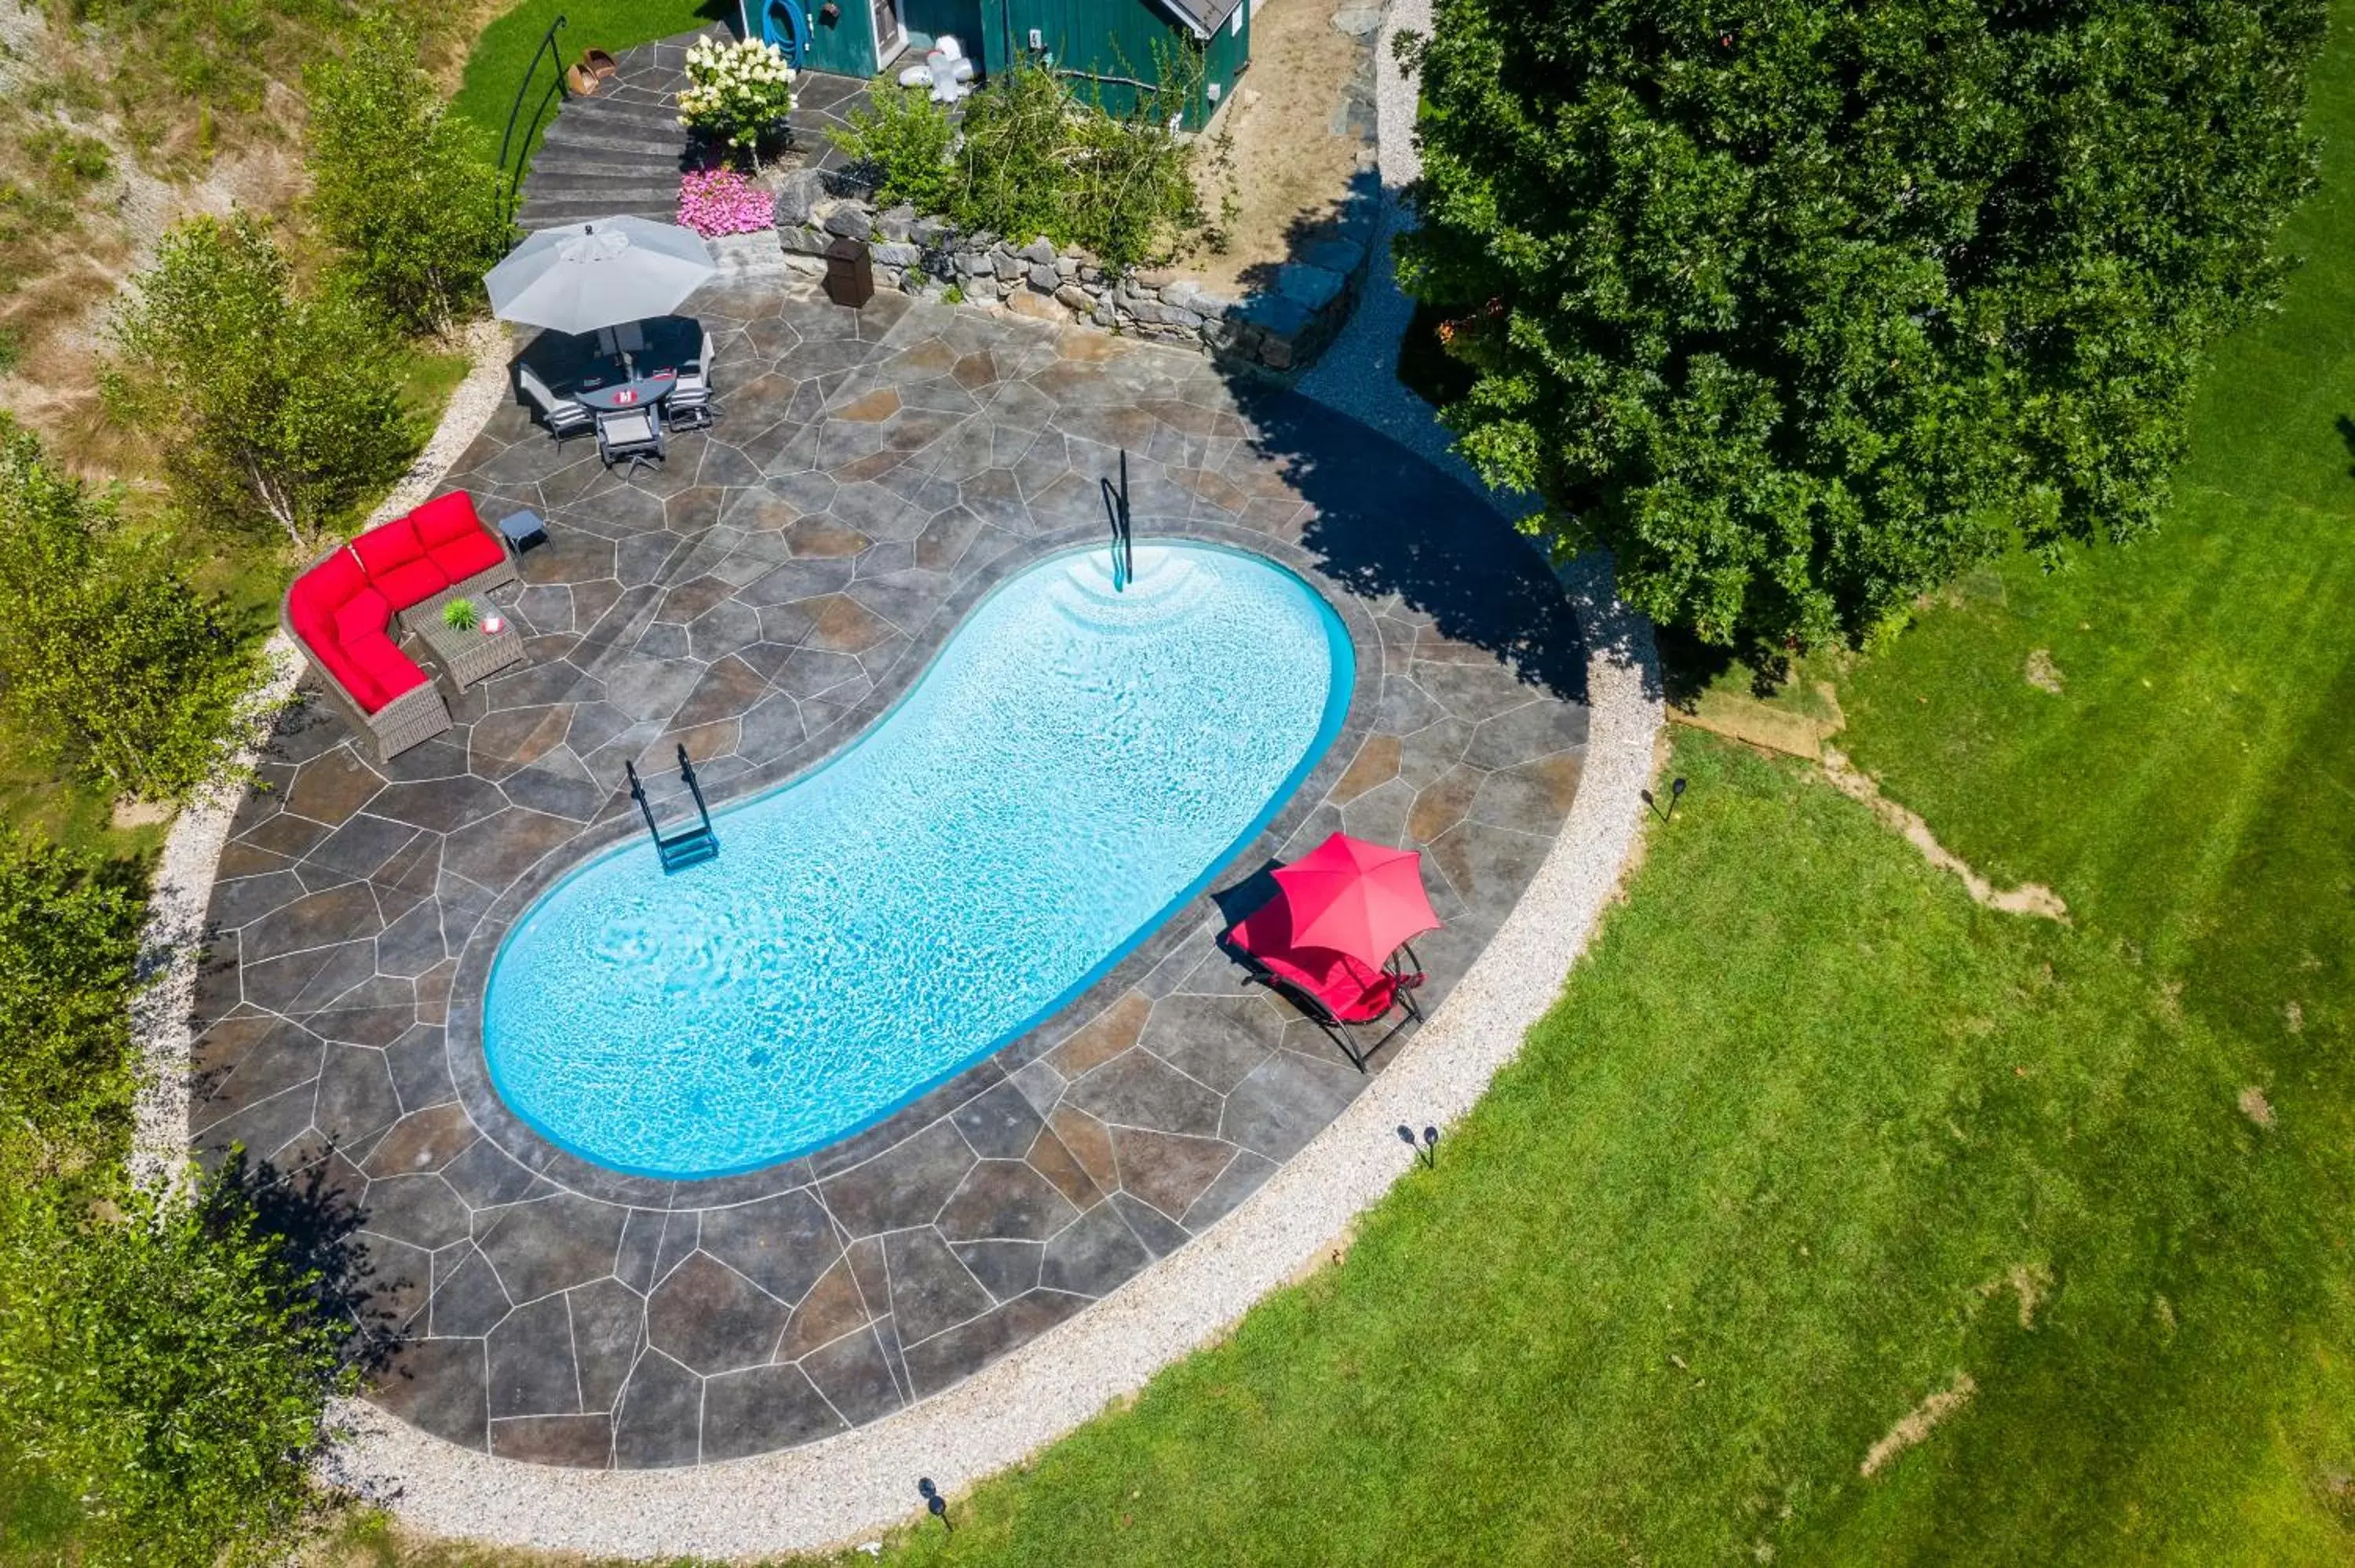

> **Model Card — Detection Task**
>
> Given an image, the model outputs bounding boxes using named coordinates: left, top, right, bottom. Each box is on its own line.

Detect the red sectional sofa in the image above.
left=281, top=492, right=520, bottom=760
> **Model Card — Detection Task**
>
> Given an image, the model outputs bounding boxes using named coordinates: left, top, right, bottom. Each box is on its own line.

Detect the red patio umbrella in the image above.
left=1271, top=832, right=1441, bottom=970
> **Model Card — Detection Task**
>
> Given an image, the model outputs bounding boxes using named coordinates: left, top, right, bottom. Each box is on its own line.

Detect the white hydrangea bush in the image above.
left=677, top=37, right=797, bottom=161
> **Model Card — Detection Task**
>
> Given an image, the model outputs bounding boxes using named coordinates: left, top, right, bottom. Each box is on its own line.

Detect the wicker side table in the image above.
left=414, top=607, right=524, bottom=690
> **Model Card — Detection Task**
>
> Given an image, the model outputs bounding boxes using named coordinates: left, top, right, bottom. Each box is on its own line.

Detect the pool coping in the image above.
left=441, top=519, right=1387, bottom=1213
left=319, top=549, right=1663, bottom=1559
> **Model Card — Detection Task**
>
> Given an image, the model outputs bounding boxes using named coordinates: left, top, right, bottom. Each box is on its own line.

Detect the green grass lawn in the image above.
left=449, top=0, right=735, bottom=183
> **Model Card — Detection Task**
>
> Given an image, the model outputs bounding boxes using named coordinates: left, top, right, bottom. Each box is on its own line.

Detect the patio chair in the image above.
left=1221, top=899, right=1426, bottom=1071
left=518, top=364, right=593, bottom=441
left=665, top=329, right=718, bottom=432
left=597, top=407, right=665, bottom=476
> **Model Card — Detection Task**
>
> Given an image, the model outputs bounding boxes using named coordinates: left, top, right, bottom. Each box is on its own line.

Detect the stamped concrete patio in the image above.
left=188, top=283, right=1591, bottom=1468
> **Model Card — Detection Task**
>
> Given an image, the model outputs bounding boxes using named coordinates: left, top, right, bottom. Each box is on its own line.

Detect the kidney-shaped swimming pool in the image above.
left=481, top=542, right=1355, bottom=1179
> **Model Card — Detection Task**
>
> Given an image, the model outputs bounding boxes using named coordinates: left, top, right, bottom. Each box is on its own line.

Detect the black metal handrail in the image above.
left=624, top=748, right=720, bottom=872
left=1100, top=449, right=1134, bottom=589
left=676, top=743, right=714, bottom=837
left=496, top=13, right=571, bottom=227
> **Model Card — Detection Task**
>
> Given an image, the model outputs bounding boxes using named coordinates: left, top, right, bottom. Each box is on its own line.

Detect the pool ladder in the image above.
left=1101, top=449, right=1134, bottom=591
left=626, top=744, right=718, bottom=873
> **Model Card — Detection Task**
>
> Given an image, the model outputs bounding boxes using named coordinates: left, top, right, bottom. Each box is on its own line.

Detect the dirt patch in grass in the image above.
left=1862, top=1372, right=1977, bottom=1477
left=2025, top=648, right=2064, bottom=694
left=1179, top=0, right=1370, bottom=296
left=1822, top=746, right=2069, bottom=921
left=1980, top=1262, right=2054, bottom=1329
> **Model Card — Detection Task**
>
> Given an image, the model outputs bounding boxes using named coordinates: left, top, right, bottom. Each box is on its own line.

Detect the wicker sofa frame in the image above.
left=281, top=513, right=521, bottom=762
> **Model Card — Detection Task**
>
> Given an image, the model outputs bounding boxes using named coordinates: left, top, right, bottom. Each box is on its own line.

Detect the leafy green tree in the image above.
left=304, top=9, right=513, bottom=337
left=1398, top=0, right=2326, bottom=655
left=0, top=421, right=259, bottom=799
left=103, top=212, right=418, bottom=549
left=0, top=830, right=144, bottom=1163
left=0, top=1164, right=356, bottom=1566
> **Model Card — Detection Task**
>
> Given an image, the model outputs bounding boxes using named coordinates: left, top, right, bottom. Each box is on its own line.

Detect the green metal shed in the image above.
left=743, top=0, right=1247, bottom=130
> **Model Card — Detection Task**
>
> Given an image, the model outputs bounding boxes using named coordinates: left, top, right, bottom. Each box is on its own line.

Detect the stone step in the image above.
left=555, top=95, right=688, bottom=133
left=528, top=152, right=692, bottom=186
left=520, top=184, right=685, bottom=214
left=538, top=119, right=685, bottom=157
left=520, top=178, right=682, bottom=206
left=518, top=194, right=682, bottom=227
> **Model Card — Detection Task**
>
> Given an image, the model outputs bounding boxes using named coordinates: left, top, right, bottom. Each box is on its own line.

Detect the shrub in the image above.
left=0, top=1163, right=359, bottom=1566
left=677, top=167, right=776, bottom=237
left=1398, top=0, right=2328, bottom=655
left=0, top=420, right=260, bottom=800
left=104, top=213, right=419, bottom=550
left=677, top=36, right=794, bottom=164
left=831, top=80, right=957, bottom=217
left=304, top=9, right=514, bottom=338
left=0, top=829, right=143, bottom=1164
left=833, top=61, right=1203, bottom=271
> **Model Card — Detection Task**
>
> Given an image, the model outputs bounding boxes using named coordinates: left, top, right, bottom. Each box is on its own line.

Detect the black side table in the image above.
left=498, top=509, right=549, bottom=552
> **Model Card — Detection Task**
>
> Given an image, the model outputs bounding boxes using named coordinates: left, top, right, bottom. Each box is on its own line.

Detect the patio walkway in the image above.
left=518, top=27, right=865, bottom=231
left=189, top=282, right=1592, bottom=1468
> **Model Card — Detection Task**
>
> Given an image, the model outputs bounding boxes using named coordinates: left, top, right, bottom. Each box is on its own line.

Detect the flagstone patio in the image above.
left=189, top=282, right=1591, bottom=1468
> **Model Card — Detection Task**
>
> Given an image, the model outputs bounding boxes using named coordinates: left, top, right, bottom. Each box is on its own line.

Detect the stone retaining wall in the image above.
left=760, top=0, right=1385, bottom=374
left=769, top=167, right=1380, bottom=373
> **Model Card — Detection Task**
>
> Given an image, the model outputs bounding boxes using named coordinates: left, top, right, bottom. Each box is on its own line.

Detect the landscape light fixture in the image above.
left=1641, top=777, right=1692, bottom=823
left=918, top=1477, right=951, bottom=1532
left=1397, top=1123, right=1439, bottom=1169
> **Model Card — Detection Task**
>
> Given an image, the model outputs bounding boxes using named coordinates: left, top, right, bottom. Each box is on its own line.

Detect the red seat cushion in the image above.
left=305, top=635, right=384, bottom=711
left=287, top=550, right=370, bottom=644
left=331, top=587, right=392, bottom=644
left=428, top=528, right=505, bottom=585
left=349, top=518, right=425, bottom=578
left=340, top=631, right=429, bottom=709
left=1223, top=900, right=1396, bottom=1021
left=410, top=491, right=484, bottom=549
left=371, top=557, right=450, bottom=611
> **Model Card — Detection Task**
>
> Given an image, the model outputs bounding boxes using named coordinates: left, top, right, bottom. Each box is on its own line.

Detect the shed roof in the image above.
left=1149, top=0, right=1244, bottom=42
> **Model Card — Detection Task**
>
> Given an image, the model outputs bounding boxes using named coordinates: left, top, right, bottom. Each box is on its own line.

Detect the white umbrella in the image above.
left=485, top=217, right=717, bottom=337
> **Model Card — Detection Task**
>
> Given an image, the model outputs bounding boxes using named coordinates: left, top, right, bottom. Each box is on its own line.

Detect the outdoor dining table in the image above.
left=572, top=367, right=677, bottom=412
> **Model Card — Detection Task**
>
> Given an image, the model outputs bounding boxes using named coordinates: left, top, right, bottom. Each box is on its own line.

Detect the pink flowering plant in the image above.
left=677, top=169, right=777, bottom=238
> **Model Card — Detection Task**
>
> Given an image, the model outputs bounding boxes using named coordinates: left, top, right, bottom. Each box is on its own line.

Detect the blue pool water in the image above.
left=482, top=542, right=1354, bottom=1179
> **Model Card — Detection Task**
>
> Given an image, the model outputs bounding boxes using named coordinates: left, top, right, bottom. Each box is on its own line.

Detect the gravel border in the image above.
left=316, top=552, right=1663, bottom=1559
left=129, top=319, right=516, bottom=1194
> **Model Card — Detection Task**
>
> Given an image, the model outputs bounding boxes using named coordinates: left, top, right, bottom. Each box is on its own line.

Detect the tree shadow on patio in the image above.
left=1229, top=388, right=1595, bottom=705
left=217, top=1147, right=404, bottom=1378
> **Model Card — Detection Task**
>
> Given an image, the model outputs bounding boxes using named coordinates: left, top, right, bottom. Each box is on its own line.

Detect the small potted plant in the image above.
left=442, top=597, right=479, bottom=633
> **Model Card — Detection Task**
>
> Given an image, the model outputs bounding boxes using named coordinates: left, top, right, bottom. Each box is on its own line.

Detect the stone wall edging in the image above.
left=771, top=173, right=1382, bottom=374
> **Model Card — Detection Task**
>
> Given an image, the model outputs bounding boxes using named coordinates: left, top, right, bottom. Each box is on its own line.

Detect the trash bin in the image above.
left=825, top=237, right=874, bottom=309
